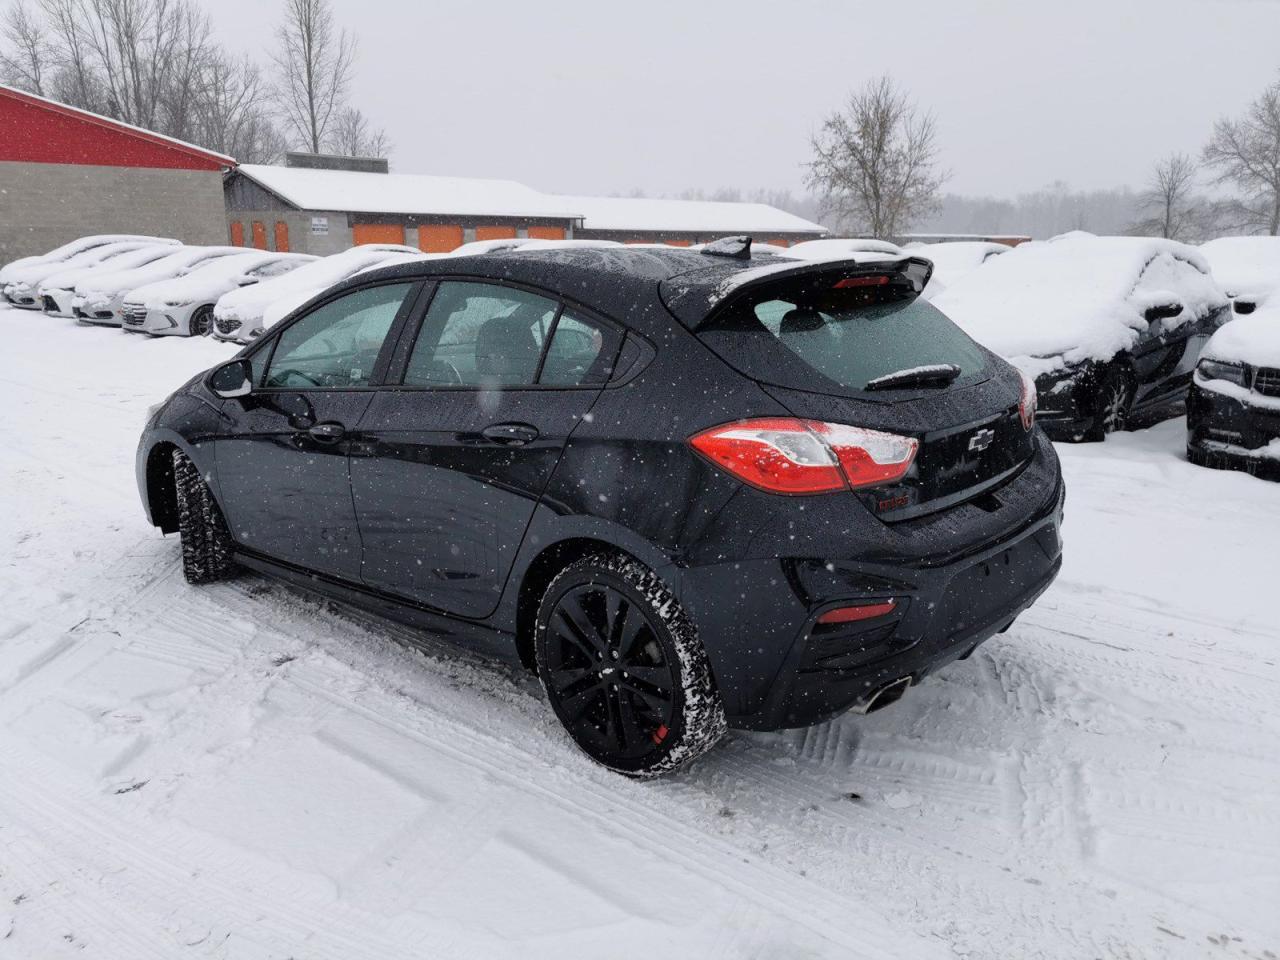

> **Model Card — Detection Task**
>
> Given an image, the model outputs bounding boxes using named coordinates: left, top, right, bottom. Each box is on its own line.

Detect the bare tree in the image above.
left=326, top=105, right=389, bottom=158
left=1128, top=152, right=1202, bottom=240
left=194, top=51, right=285, bottom=162
left=0, top=0, right=48, bottom=94
left=805, top=76, right=947, bottom=237
left=272, top=0, right=354, bottom=153
left=1203, top=78, right=1280, bottom=235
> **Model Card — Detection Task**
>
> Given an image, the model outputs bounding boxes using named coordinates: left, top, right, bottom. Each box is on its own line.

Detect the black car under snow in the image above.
left=136, top=240, right=1065, bottom=777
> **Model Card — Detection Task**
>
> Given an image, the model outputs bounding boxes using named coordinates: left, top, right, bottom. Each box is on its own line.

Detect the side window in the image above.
left=264, top=283, right=412, bottom=389
left=539, top=311, right=621, bottom=385
left=404, top=281, right=557, bottom=387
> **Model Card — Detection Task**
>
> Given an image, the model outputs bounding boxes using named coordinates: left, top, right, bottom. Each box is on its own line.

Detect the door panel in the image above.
left=418, top=224, right=463, bottom=252
left=353, top=223, right=406, bottom=245
left=351, top=389, right=596, bottom=617
left=348, top=282, right=620, bottom=619
left=212, top=282, right=418, bottom=580
left=274, top=220, right=290, bottom=252
left=217, top=391, right=374, bottom=579
left=475, top=225, right=517, bottom=241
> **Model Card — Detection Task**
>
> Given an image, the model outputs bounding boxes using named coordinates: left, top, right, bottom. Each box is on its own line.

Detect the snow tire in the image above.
left=173, top=448, right=237, bottom=585
left=535, top=554, right=727, bottom=778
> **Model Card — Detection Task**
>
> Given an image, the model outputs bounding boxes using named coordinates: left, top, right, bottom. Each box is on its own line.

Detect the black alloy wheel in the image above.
left=535, top=555, right=726, bottom=777
left=190, top=305, right=214, bottom=337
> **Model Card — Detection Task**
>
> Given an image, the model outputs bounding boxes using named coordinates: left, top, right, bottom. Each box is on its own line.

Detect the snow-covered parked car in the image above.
left=212, top=244, right=420, bottom=343
left=76, top=246, right=245, bottom=326
left=1199, top=235, right=1280, bottom=316
left=36, top=244, right=183, bottom=317
left=3, top=239, right=177, bottom=309
left=786, top=238, right=903, bottom=259
left=0, top=234, right=178, bottom=302
left=935, top=235, right=1230, bottom=441
left=255, top=251, right=433, bottom=332
left=905, top=240, right=1009, bottom=288
left=123, top=252, right=317, bottom=337
left=1187, top=303, right=1280, bottom=479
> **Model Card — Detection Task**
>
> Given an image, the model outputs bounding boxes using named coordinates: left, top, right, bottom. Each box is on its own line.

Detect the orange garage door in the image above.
left=251, top=221, right=267, bottom=249
left=418, top=224, right=464, bottom=252
left=229, top=221, right=244, bottom=246
left=274, top=221, right=290, bottom=252
left=352, top=223, right=406, bottom=245
left=475, top=225, right=517, bottom=241
left=527, top=226, right=564, bottom=241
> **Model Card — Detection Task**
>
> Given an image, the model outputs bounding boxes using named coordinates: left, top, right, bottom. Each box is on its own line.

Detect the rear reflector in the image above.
left=817, top=600, right=898, bottom=624
left=688, top=418, right=917, bottom=495
left=834, top=275, right=891, bottom=289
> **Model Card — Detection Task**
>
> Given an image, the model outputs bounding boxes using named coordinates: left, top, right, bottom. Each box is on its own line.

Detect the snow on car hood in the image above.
left=0, top=235, right=178, bottom=283
left=1199, top=236, right=1280, bottom=299
left=213, top=246, right=421, bottom=325
left=1201, top=302, right=1280, bottom=368
left=77, top=247, right=244, bottom=298
left=129, top=253, right=300, bottom=308
left=905, top=241, right=1009, bottom=287
left=4, top=241, right=157, bottom=287
left=933, top=235, right=1227, bottom=367
left=38, top=245, right=177, bottom=292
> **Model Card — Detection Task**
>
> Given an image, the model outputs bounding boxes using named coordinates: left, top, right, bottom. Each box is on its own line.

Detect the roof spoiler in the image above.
left=662, top=255, right=935, bottom=330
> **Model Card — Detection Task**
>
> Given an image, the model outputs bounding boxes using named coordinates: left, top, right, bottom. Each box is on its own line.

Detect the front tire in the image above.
left=1087, top=366, right=1134, bottom=441
left=189, top=305, right=214, bottom=337
left=173, top=449, right=237, bottom=584
left=534, top=554, right=727, bottom=778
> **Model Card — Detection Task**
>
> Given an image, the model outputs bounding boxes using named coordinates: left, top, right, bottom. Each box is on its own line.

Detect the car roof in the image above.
left=348, top=245, right=922, bottom=332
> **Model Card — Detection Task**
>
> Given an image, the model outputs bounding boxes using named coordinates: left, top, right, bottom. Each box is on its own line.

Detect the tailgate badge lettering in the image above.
left=968, top=428, right=996, bottom=452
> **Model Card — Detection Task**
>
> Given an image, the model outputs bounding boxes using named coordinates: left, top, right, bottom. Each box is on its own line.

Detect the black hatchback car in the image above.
left=137, top=242, right=1064, bottom=777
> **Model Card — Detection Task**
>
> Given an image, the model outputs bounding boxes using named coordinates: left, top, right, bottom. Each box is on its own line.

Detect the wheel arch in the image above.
left=137, top=429, right=217, bottom=534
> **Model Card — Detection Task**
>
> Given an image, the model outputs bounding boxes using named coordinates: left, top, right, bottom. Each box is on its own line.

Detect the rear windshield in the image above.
left=699, top=275, right=988, bottom=393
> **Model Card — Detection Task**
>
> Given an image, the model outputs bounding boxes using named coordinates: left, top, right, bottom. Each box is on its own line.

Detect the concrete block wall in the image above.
left=0, top=162, right=227, bottom=262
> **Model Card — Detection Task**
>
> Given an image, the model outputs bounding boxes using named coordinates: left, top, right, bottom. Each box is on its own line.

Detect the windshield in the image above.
left=699, top=276, right=988, bottom=394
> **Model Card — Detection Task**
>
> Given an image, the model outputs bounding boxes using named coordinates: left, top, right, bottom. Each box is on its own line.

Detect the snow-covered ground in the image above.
left=0, top=305, right=1276, bottom=960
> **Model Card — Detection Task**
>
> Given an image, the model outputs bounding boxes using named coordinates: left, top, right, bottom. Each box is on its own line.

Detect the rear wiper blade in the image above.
left=864, top=363, right=962, bottom=391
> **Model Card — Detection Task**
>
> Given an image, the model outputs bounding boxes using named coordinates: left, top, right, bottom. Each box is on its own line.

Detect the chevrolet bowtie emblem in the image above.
left=968, top=428, right=996, bottom=452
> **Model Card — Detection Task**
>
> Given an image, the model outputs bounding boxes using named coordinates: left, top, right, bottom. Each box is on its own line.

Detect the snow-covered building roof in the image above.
left=234, top=164, right=585, bottom=220
left=559, top=195, right=826, bottom=237
left=229, top=164, right=827, bottom=239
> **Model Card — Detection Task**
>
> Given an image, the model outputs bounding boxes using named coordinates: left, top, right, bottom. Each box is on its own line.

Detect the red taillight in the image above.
left=688, top=418, right=918, bottom=495
left=1018, top=370, right=1037, bottom=430
left=816, top=600, right=898, bottom=624
left=834, top=275, right=891, bottom=289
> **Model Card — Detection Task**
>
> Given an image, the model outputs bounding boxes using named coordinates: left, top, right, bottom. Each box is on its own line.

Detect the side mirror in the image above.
left=1143, top=301, right=1183, bottom=323
left=1233, top=298, right=1257, bottom=315
left=209, top=358, right=253, bottom=398
left=236, top=275, right=259, bottom=287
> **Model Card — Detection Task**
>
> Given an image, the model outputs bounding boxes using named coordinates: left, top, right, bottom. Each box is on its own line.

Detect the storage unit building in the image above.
left=224, top=159, right=584, bottom=256
left=224, top=156, right=828, bottom=255
left=0, top=84, right=233, bottom=262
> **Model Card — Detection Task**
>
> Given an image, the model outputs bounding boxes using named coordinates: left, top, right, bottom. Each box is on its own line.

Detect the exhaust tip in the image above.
left=851, top=676, right=912, bottom=715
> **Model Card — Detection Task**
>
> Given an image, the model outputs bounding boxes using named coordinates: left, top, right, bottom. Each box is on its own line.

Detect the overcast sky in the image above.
left=208, top=0, right=1280, bottom=199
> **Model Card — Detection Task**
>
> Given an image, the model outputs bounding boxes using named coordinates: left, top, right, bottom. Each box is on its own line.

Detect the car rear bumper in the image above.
left=679, top=434, right=1065, bottom=730
left=1187, top=382, right=1280, bottom=480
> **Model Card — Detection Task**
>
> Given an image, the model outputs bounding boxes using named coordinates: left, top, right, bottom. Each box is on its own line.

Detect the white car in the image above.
left=256, top=251, right=435, bottom=332
left=3, top=239, right=177, bottom=309
left=76, top=246, right=245, bottom=327
left=124, top=252, right=317, bottom=337
left=1199, top=236, right=1280, bottom=315
left=37, top=244, right=183, bottom=317
left=785, top=238, right=904, bottom=259
left=212, top=245, right=421, bottom=343
left=904, top=240, right=1010, bottom=288
left=1, top=234, right=178, bottom=299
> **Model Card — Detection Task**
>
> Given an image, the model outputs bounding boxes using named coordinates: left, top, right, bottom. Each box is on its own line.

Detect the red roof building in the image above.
left=0, top=85, right=235, bottom=261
